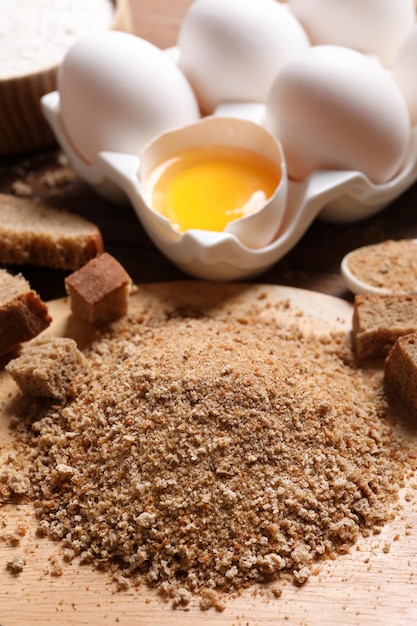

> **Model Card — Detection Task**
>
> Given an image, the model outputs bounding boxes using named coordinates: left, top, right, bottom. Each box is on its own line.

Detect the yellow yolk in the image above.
left=149, top=145, right=281, bottom=232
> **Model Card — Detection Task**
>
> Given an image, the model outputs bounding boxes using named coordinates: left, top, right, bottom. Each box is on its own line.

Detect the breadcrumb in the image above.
left=6, top=555, right=26, bottom=574
left=346, top=240, right=417, bottom=293
left=5, top=296, right=416, bottom=608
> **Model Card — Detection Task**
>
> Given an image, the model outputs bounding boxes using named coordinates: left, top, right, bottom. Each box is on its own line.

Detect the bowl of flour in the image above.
left=0, top=0, right=132, bottom=156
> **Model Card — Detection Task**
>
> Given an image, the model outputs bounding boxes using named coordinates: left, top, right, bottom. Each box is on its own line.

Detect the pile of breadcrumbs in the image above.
left=4, top=299, right=416, bottom=610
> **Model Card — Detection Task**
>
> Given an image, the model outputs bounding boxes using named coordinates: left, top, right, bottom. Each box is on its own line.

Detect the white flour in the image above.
left=0, top=0, right=114, bottom=78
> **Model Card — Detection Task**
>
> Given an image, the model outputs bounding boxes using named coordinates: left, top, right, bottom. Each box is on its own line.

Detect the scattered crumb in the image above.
left=0, top=468, right=31, bottom=502
left=6, top=555, right=26, bottom=575
left=11, top=180, right=33, bottom=197
left=39, top=167, right=76, bottom=189
left=49, top=555, right=64, bottom=577
left=271, top=586, right=283, bottom=598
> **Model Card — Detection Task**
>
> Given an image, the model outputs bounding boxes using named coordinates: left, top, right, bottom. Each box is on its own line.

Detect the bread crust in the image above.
left=0, top=270, right=51, bottom=355
left=6, top=336, right=87, bottom=399
left=0, top=193, right=103, bottom=270
left=384, top=333, right=417, bottom=417
left=352, top=293, right=417, bottom=360
left=65, top=252, right=132, bottom=324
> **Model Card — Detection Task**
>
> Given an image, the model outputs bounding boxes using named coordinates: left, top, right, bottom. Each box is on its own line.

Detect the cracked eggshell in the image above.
left=178, top=0, right=310, bottom=114
left=264, top=45, right=411, bottom=185
left=138, top=116, right=288, bottom=250
left=58, top=30, right=200, bottom=163
left=289, top=0, right=415, bottom=67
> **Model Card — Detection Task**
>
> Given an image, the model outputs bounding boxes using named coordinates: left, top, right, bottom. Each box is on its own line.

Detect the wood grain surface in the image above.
left=0, top=283, right=416, bottom=626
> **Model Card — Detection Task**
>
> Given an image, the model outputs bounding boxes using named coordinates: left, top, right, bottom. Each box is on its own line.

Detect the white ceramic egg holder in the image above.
left=42, top=90, right=417, bottom=281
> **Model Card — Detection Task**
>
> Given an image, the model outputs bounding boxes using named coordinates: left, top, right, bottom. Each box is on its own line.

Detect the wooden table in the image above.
left=1, top=0, right=417, bottom=304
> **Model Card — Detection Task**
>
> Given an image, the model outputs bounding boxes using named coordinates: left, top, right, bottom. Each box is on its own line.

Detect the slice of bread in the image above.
left=0, top=193, right=103, bottom=270
left=6, top=336, right=87, bottom=400
left=352, top=294, right=417, bottom=360
left=65, top=252, right=132, bottom=324
left=384, top=333, right=417, bottom=416
left=0, top=269, right=51, bottom=355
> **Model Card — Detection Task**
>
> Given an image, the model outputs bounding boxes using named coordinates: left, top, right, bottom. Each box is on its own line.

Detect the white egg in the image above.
left=264, top=45, right=410, bottom=184
left=58, top=31, right=200, bottom=163
left=393, top=25, right=417, bottom=125
left=178, top=0, right=310, bottom=114
left=289, top=0, right=415, bottom=67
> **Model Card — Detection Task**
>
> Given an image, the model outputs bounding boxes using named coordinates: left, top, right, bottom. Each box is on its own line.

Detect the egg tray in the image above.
left=42, top=90, right=417, bottom=281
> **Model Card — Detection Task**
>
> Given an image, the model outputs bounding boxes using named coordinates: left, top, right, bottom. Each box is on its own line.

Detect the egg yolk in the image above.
left=149, top=145, right=281, bottom=232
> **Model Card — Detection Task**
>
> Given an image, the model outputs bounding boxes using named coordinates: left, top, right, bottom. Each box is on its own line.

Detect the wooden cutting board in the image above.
left=0, top=283, right=416, bottom=626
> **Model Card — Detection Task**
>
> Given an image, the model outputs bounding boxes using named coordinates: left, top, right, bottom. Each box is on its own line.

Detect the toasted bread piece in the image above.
left=6, top=336, right=87, bottom=400
left=352, top=293, right=417, bottom=360
left=0, top=193, right=103, bottom=270
left=0, top=269, right=51, bottom=355
left=65, top=252, right=132, bottom=324
left=384, top=333, right=417, bottom=416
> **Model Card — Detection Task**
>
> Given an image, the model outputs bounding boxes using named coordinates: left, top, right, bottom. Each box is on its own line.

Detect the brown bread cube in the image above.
left=65, top=252, right=132, bottom=324
left=384, top=333, right=417, bottom=416
left=0, top=269, right=51, bottom=355
left=6, top=337, right=87, bottom=400
left=352, top=293, right=417, bottom=360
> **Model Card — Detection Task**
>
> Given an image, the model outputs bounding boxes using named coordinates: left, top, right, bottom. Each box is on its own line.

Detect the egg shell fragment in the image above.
left=265, top=45, right=411, bottom=185
left=178, top=0, right=310, bottom=114
left=289, top=0, right=416, bottom=67
left=58, top=30, right=201, bottom=163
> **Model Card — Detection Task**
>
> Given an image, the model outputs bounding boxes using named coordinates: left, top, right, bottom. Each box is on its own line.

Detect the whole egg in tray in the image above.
left=41, top=0, right=417, bottom=280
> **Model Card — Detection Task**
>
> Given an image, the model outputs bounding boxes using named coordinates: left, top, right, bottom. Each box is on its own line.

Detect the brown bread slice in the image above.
left=0, top=193, right=103, bottom=270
